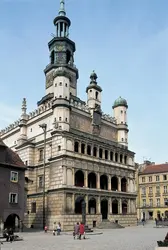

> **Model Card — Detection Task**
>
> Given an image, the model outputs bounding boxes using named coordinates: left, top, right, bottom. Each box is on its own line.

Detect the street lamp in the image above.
left=39, top=123, right=47, bottom=229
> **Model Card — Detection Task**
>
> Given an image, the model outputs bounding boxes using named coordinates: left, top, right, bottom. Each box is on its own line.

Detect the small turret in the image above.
left=113, top=97, right=128, bottom=146
left=18, top=98, right=28, bottom=146
left=86, top=71, right=102, bottom=114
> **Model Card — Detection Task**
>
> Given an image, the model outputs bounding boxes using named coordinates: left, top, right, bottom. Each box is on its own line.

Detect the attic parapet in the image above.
left=70, top=97, right=90, bottom=113
left=0, top=99, right=53, bottom=136
left=102, top=113, right=117, bottom=124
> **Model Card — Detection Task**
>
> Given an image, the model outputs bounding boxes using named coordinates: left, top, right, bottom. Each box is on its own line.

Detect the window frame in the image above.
left=38, top=175, right=44, bottom=188
left=31, top=202, right=36, bottom=213
left=9, top=193, right=18, bottom=204
left=10, top=171, right=18, bottom=183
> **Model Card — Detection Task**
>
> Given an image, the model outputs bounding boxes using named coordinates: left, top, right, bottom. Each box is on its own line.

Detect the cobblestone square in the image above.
left=1, top=226, right=167, bottom=250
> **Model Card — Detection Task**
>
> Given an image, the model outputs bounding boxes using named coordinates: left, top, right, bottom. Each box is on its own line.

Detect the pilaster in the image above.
left=108, top=176, right=111, bottom=190
left=97, top=172, right=100, bottom=189
left=97, top=196, right=101, bottom=214
left=85, top=170, right=88, bottom=187
left=118, top=177, right=121, bottom=191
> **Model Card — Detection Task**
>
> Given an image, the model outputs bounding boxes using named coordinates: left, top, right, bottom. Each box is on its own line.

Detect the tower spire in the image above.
left=59, top=0, right=66, bottom=16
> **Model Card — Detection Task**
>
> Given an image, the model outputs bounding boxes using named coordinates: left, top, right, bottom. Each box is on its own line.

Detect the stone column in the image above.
left=118, top=177, right=121, bottom=191
left=79, top=142, right=81, bottom=154
left=128, top=199, right=131, bottom=214
left=127, top=178, right=130, bottom=192
left=84, top=170, right=88, bottom=187
left=109, top=198, right=112, bottom=214
left=72, top=168, right=75, bottom=186
left=119, top=199, right=122, bottom=214
left=62, top=166, right=67, bottom=185
left=72, top=194, right=75, bottom=213
left=85, top=195, right=88, bottom=214
left=97, top=172, right=100, bottom=189
left=113, top=152, right=116, bottom=162
left=108, top=175, right=111, bottom=190
left=97, top=196, right=101, bottom=214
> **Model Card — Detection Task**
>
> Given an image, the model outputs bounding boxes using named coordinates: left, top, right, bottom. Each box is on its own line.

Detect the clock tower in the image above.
left=44, top=0, right=78, bottom=98
left=44, top=0, right=79, bottom=131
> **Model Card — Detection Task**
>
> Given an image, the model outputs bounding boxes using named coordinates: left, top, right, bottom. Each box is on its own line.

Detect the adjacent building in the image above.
left=137, top=162, right=168, bottom=220
left=0, top=0, right=137, bottom=230
left=0, top=139, right=26, bottom=230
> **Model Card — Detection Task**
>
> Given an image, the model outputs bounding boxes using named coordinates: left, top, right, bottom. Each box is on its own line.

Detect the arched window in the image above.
left=110, top=151, right=113, bottom=161
left=66, top=50, right=71, bottom=64
left=74, top=141, right=79, bottom=153
left=75, top=170, right=84, bottom=187
left=87, top=145, right=91, bottom=155
left=50, top=51, right=55, bottom=64
left=93, top=147, right=97, bottom=157
left=105, top=150, right=108, bottom=160
left=99, top=148, right=103, bottom=158
left=95, top=91, right=98, bottom=100
left=124, top=155, right=127, bottom=164
left=115, top=153, right=118, bottom=162
left=81, top=143, right=85, bottom=154
left=120, top=154, right=123, bottom=163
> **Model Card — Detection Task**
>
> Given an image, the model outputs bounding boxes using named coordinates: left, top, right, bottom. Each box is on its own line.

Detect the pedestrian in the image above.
left=57, top=222, right=61, bottom=235
left=155, top=218, right=158, bottom=227
left=44, top=225, right=48, bottom=233
left=53, top=222, right=56, bottom=236
left=8, top=228, right=14, bottom=243
left=79, top=222, right=85, bottom=240
left=73, top=222, right=79, bottom=240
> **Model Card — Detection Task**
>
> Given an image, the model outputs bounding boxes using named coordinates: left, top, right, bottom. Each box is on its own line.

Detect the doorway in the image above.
left=101, top=199, right=108, bottom=220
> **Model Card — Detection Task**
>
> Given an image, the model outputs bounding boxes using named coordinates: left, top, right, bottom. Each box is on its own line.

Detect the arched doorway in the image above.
left=101, top=199, right=108, bottom=220
left=111, top=176, right=118, bottom=191
left=165, top=210, right=168, bottom=218
left=75, top=196, right=84, bottom=214
left=100, top=174, right=108, bottom=190
left=88, top=172, right=96, bottom=188
left=121, top=177, right=127, bottom=192
left=112, top=199, right=118, bottom=214
left=4, top=214, right=20, bottom=230
left=75, top=170, right=84, bottom=187
left=88, top=198, right=96, bottom=214
left=122, top=201, right=127, bottom=214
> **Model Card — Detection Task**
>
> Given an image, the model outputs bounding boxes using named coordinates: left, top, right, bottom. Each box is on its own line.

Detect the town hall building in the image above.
left=0, top=0, right=137, bottom=230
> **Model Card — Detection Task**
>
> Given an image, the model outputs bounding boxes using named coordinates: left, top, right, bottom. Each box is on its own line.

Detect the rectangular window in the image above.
left=9, top=193, right=18, bottom=204
left=156, top=186, right=160, bottom=193
left=142, top=187, right=146, bottom=195
left=31, top=202, right=36, bottom=213
left=164, top=198, right=168, bottom=206
left=149, top=199, right=153, bottom=207
left=149, top=176, right=152, bottom=182
left=142, top=177, right=145, bottom=183
left=38, top=175, right=44, bottom=188
left=142, top=199, right=146, bottom=206
left=156, top=198, right=160, bottom=206
left=156, top=175, right=160, bottom=181
left=149, top=187, right=153, bottom=194
left=10, top=171, right=18, bottom=182
left=39, top=149, right=44, bottom=161
left=163, top=175, right=167, bottom=181
left=164, top=186, right=167, bottom=193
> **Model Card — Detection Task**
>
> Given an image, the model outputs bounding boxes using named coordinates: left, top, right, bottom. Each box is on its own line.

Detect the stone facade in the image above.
left=0, top=1, right=137, bottom=230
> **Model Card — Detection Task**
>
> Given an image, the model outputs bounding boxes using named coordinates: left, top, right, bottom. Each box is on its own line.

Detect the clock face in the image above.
left=56, top=45, right=64, bottom=51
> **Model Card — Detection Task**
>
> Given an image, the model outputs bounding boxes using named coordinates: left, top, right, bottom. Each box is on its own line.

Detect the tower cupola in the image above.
left=86, top=71, right=102, bottom=113
left=113, top=96, right=128, bottom=146
left=53, top=0, right=71, bottom=38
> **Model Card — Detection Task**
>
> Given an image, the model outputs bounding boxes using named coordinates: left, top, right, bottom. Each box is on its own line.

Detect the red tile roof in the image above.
left=0, top=139, right=26, bottom=169
left=141, top=163, right=168, bottom=174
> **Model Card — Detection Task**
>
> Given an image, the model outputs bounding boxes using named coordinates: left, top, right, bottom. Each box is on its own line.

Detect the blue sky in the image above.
left=0, top=0, right=168, bottom=164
